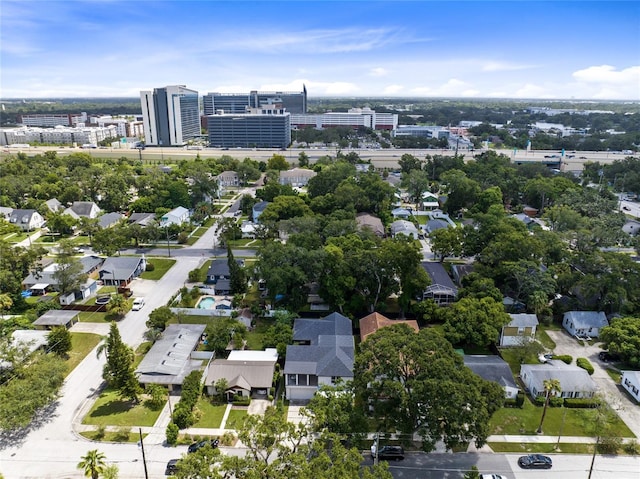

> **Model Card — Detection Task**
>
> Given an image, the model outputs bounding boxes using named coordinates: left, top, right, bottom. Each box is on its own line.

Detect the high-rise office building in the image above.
left=140, top=85, right=200, bottom=146
left=203, top=85, right=307, bottom=116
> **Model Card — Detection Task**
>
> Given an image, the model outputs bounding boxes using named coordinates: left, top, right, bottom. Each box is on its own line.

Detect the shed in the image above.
left=33, top=310, right=79, bottom=329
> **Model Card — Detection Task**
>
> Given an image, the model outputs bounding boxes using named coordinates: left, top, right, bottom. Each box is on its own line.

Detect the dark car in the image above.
left=188, top=439, right=219, bottom=454
left=165, top=459, right=179, bottom=475
left=518, top=454, right=552, bottom=469
left=373, top=445, right=405, bottom=460
left=599, top=351, right=620, bottom=362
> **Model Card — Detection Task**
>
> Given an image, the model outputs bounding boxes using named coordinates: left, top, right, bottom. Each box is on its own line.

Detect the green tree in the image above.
left=227, top=245, right=247, bottom=295
left=267, top=154, right=290, bottom=171
left=52, top=240, right=87, bottom=295
left=47, top=326, right=72, bottom=357
left=600, top=317, right=640, bottom=368
left=441, top=169, right=481, bottom=214
left=298, top=151, right=309, bottom=167
left=46, top=212, right=77, bottom=235
left=442, top=297, right=511, bottom=347
left=77, top=450, right=106, bottom=479
left=204, top=318, right=247, bottom=356
left=146, top=306, right=175, bottom=332
left=0, top=293, right=13, bottom=319
left=355, top=325, right=503, bottom=452
left=398, top=153, right=422, bottom=174
left=463, top=465, right=481, bottom=479
left=262, top=312, right=295, bottom=357
left=536, top=379, right=561, bottom=433
left=106, top=294, right=129, bottom=320
left=430, top=227, right=464, bottom=261
left=97, top=322, right=140, bottom=402
left=401, top=169, right=431, bottom=206
left=259, top=196, right=313, bottom=223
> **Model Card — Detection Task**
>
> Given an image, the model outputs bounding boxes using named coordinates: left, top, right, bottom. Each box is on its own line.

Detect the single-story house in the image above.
left=451, top=264, right=474, bottom=286
left=359, top=312, right=419, bottom=343
left=136, top=324, right=206, bottom=390
left=390, top=220, right=419, bottom=239
left=23, top=255, right=103, bottom=299
left=0, top=330, right=50, bottom=370
left=160, top=206, right=190, bottom=227
left=391, top=207, right=411, bottom=219
left=253, top=201, right=270, bottom=223
left=8, top=209, right=45, bottom=231
left=500, top=313, right=539, bottom=347
left=621, top=371, right=640, bottom=402
left=205, top=258, right=244, bottom=284
left=421, top=192, right=440, bottom=210
left=33, top=310, right=79, bottom=330
left=562, top=311, right=608, bottom=338
left=279, top=168, right=317, bottom=187
left=205, top=348, right=278, bottom=399
left=424, top=219, right=449, bottom=235
left=217, top=171, right=239, bottom=187
left=64, top=201, right=101, bottom=219
left=463, top=355, right=519, bottom=399
left=284, top=312, right=354, bottom=402
left=240, top=221, right=256, bottom=239
left=520, top=361, right=597, bottom=399
left=421, top=261, right=458, bottom=306
left=45, top=198, right=64, bottom=213
left=98, top=212, right=124, bottom=229
left=128, top=212, right=156, bottom=227
left=355, top=213, right=385, bottom=238
left=99, top=256, right=146, bottom=286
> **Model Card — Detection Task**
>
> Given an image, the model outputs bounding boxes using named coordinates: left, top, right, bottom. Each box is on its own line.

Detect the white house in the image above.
left=160, top=206, right=190, bottom=227
left=390, top=220, right=419, bottom=239
left=8, top=209, right=45, bottom=231
left=621, top=371, right=640, bottom=402
left=562, top=311, right=608, bottom=338
left=520, top=361, right=597, bottom=399
left=279, top=168, right=317, bottom=187
left=500, top=313, right=539, bottom=346
left=64, top=201, right=101, bottom=219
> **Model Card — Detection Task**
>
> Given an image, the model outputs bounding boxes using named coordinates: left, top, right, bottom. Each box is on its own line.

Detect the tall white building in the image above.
left=140, top=85, right=200, bottom=146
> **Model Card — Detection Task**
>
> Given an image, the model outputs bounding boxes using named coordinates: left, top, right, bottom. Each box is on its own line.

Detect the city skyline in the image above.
left=1, top=1, right=639, bottom=100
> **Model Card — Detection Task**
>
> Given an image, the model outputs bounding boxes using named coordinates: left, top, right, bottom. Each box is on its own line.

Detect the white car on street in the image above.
left=131, top=297, right=145, bottom=311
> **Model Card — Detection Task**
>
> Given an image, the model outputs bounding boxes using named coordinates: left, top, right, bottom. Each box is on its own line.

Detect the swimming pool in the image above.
left=196, top=296, right=216, bottom=309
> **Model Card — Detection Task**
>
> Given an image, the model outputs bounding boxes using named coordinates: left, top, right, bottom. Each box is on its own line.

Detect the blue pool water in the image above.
left=197, top=297, right=216, bottom=309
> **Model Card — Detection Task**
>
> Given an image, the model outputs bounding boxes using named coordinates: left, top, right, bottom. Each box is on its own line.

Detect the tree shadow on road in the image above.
left=0, top=400, right=60, bottom=450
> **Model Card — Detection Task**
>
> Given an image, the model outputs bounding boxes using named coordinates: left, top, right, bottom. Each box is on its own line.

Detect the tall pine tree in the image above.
left=227, top=245, right=247, bottom=295
left=97, top=322, right=140, bottom=402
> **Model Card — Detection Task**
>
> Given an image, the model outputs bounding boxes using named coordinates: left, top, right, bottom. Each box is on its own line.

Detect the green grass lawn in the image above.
left=65, top=333, right=102, bottom=375
left=488, top=442, right=594, bottom=454
left=82, top=388, right=163, bottom=427
left=133, top=342, right=152, bottom=369
left=489, top=398, right=635, bottom=437
left=225, top=409, right=248, bottom=430
left=499, top=348, right=537, bottom=376
left=79, top=430, right=146, bottom=443
left=78, top=311, right=109, bottom=323
left=140, top=258, right=176, bottom=280
left=192, top=398, right=227, bottom=428
left=245, top=317, right=270, bottom=350
left=227, top=238, right=258, bottom=248
left=605, top=368, right=622, bottom=384
left=536, top=327, right=557, bottom=349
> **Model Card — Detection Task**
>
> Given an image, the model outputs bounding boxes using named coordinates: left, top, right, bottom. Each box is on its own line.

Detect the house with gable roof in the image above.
left=359, top=312, right=419, bottom=343
left=8, top=209, right=45, bottom=231
left=284, top=312, right=354, bottom=402
left=160, top=206, right=190, bottom=227
left=421, top=261, right=458, bottom=306
left=464, top=355, right=519, bottom=398
left=500, top=313, right=539, bottom=346
left=64, top=201, right=101, bottom=219
left=562, top=311, right=608, bottom=338
left=520, top=360, right=597, bottom=399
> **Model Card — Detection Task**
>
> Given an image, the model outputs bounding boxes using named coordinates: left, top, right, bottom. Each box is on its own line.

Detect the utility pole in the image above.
left=138, top=428, right=149, bottom=479
left=165, top=226, right=171, bottom=257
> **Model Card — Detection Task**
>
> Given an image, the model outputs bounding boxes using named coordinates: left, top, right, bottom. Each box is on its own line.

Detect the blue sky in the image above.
left=1, top=1, right=639, bottom=99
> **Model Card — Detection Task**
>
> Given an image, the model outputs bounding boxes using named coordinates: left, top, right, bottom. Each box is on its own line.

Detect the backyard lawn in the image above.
left=225, top=408, right=248, bottom=430
left=244, top=317, right=270, bottom=350
left=489, top=397, right=635, bottom=437
left=78, top=311, right=108, bottom=323
left=82, top=388, right=163, bottom=427
left=192, top=399, right=227, bottom=428
left=65, top=333, right=102, bottom=375
left=140, top=258, right=176, bottom=280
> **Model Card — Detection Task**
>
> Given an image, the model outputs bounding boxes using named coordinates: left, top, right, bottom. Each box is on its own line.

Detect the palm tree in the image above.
left=106, top=294, right=128, bottom=320
left=77, top=449, right=106, bottom=479
left=537, top=378, right=561, bottom=433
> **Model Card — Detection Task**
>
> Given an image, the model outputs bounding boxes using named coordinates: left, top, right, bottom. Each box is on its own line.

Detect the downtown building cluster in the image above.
left=140, top=84, right=399, bottom=149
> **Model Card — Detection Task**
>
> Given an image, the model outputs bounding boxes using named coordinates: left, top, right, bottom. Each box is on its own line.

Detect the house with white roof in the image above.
left=621, top=371, right=640, bottom=402
left=520, top=360, right=597, bottom=399
left=160, top=206, right=190, bottom=227
left=500, top=313, right=539, bottom=346
left=562, top=311, right=608, bottom=338
left=279, top=168, right=317, bottom=187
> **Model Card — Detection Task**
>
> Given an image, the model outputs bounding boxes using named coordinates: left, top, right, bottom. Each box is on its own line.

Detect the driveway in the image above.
left=247, top=399, right=270, bottom=416
left=546, top=329, right=640, bottom=437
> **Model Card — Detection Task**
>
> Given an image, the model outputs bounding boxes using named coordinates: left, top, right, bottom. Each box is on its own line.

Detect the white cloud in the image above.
left=481, top=61, right=537, bottom=72
left=572, top=64, right=640, bottom=84
left=514, top=83, right=552, bottom=98
left=383, top=84, right=404, bottom=94
left=370, top=67, right=388, bottom=77
left=411, top=79, right=469, bottom=96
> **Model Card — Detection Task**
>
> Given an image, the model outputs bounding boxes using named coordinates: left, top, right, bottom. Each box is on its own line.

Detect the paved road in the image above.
left=3, top=146, right=634, bottom=171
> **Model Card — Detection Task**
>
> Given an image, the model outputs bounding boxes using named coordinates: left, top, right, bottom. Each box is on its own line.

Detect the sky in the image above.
left=1, top=1, right=639, bottom=100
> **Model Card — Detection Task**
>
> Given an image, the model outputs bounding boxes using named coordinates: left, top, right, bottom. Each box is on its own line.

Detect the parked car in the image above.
left=165, top=459, right=179, bottom=475
left=623, top=206, right=631, bottom=211
left=372, top=445, right=404, bottom=460
left=132, top=297, right=145, bottom=311
left=518, top=454, right=552, bottom=469
left=599, top=351, right=620, bottom=362
left=188, top=439, right=219, bottom=454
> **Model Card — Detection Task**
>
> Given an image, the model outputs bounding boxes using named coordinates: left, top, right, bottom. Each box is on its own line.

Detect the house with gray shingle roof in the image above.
left=520, top=360, right=597, bottom=399
left=421, top=261, right=458, bottom=306
left=8, top=209, right=45, bottom=231
left=390, top=219, right=419, bottom=238
left=500, top=313, right=539, bottom=346
left=45, top=198, right=64, bottom=213
left=98, top=256, right=145, bottom=286
left=64, top=201, right=101, bottom=219
left=98, top=212, right=124, bottom=229
left=136, top=324, right=205, bottom=390
left=562, top=311, right=608, bottom=338
left=284, top=312, right=354, bottom=402
left=205, top=349, right=278, bottom=399
left=463, top=355, right=519, bottom=398
left=128, top=212, right=156, bottom=227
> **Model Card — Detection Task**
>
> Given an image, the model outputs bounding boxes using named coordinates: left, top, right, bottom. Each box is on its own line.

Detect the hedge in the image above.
left=564, top=398, right=600, bottom=408
left=534, top=396, right=564, bottom=407
left=577, top=357, right=594, bottom=375
left=552, top=354, right=572, bottom=364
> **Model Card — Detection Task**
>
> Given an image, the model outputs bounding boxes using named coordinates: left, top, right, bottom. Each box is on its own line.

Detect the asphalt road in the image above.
left=3, top=145, right=634, bottom=171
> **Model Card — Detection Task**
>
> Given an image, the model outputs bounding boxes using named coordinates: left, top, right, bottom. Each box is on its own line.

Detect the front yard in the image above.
left=82, top=388, right=163, bottom=427
left=192, top=398, right=227, bottom=428
left=140, top=258, right=176, bottom=280
left=65, top=333, right=102, bottom=375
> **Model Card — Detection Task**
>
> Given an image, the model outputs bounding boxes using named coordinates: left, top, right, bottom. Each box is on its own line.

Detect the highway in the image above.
left=2, top=145, right=635, bottom=172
